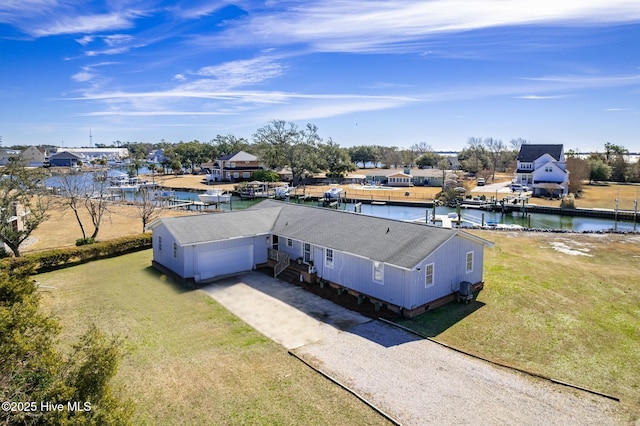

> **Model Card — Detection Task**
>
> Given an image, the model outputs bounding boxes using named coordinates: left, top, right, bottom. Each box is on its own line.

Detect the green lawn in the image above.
left=397, top=231, right=640, bottom=420
left=37, top=251, right=390, bottom=425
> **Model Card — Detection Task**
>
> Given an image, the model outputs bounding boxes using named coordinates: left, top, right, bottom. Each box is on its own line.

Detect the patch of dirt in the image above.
left=546, top=241, right=593, bottom=256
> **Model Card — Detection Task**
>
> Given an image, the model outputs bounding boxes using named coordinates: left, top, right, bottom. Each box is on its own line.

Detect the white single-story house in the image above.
left=386, top=171, right=413, bottom=187
left=56, top=148, right=130, bottom=162
left=149, top=200, right=493, bottom=317
left=365, top=168, right=445, bottom=187
left=514, top=144, right=569, bottom=197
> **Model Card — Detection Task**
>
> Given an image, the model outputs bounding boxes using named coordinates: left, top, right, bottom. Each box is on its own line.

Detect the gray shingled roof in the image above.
left=153, top=208, right=279, bottom=245
left=517, top=144, right=563, bottom=162
left=153, top=200, right=488, bottom=270
left=252, top=200, right=460, bottom=269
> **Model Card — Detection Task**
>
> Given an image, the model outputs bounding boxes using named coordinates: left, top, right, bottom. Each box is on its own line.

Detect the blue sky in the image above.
left=1, top=1, right=639, bottom=152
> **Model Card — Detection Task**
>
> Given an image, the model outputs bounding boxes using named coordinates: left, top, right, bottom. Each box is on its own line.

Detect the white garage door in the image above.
left=197, top=245, right=253, bottom=281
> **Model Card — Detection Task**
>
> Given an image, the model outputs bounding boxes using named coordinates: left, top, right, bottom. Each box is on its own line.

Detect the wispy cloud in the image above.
left=201, top=1, right=640, bottom=53
left=179, top=54, right=286, bottom=91
left=524, top=73, right=640, bottom=86
left=165, top=1, right=238, bottom=20
left=33, top=13, right=136, bottom=37
left=516, top=95, right=571, bottom=100
left=0, top=1, right=143, bottom=38
left=68, top=88, right=419, bottom=121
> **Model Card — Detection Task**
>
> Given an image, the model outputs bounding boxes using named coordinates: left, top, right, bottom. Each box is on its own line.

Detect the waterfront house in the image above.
left=514, top=144, right=569, bottom=196
left=55, top=148, right=130, bottom=163
left=365, top=168, right=444, bottom=187
left=514, top=144, right=569, bottom=197
left=203, top=151, right=263, bottom=183
left=20, top=146, right=47, bottom=166
left=48, top=151, right=82, bottom=167
left=386, top=171, right=413, bottom=187
left=0, top=149, right=21, bottom=166
left=148, top=200, right=493, bottom=317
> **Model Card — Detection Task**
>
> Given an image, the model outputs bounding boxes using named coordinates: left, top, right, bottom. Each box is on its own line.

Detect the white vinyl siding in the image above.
left=466, top=251, right=474, bottom=273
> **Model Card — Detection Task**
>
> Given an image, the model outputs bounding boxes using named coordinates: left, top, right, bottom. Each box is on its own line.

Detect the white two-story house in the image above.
left=514, top=144, right=569, bottom=197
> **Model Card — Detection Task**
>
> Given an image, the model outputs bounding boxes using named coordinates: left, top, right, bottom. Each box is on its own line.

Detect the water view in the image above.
left=165, top=191, right=638, bottom=232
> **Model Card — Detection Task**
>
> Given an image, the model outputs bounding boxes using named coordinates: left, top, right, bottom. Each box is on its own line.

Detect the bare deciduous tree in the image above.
left=483, top=137, right=506, bottom=181
left=0, top=160, right=52, bottom=256
left=133, top=187, right=165, bottom=233
left=54, top=170, right=112, bottom=241
left=253, top=120, right=322, bottom=186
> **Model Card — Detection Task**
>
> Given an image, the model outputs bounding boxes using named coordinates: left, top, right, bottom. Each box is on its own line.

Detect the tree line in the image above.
left=2, top=120, right=639, bottom=257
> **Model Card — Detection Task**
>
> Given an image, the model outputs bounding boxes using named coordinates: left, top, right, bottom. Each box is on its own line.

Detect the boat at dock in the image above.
left=107, top=176, right=140, bottom=192
left=323, top=185, right=343, bottom=200
left=198, top=188, right=231, bottom=204
left=274, top=185, right=294, bottom=199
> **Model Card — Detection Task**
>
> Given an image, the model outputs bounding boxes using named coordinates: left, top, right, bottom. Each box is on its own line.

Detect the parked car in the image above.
left=510, top=183, right=530, bottom=192
left=477, top=178, right=485, bottom=186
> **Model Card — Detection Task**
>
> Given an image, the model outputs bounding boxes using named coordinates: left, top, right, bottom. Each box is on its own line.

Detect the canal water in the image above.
left=166, top=191, right=637, bottom=232
left=47, top=172, right=637, bottom=232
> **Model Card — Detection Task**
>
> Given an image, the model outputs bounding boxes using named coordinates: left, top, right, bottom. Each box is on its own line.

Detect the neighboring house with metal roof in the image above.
left=148, top=200, right=493, bottom=317
left=514, top=144, right=569, bottom=197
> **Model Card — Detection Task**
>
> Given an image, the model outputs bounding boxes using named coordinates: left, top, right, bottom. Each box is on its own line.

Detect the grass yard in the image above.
left=37, top=250, right=390, bottom=425
left=397, top=231, right=640, bottom=420
left=573, top=183, right=640, bottom=211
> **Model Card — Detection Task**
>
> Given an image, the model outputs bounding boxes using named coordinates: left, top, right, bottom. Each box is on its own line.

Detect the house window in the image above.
left=230, top=162, right=236, bottom=168
left=173, top=242, right=178, bottom=259
left=287, top=238, right=293, bottom=247
left=303, top=243, right=312, bottom=263
left=158, top=235, right=162, bottom=251
left=325, top=248, right=334, bottom=268
left=425, top=263, right=434, bottom=287
left=545, top=166, right=553, bottom=172
left=466, top=251, right=474, bottom=273
left=373, top=261, right=384, bottom=284
left=243, top=172, right=250, bottom=178
left=233, top=172, right=239, bottom=178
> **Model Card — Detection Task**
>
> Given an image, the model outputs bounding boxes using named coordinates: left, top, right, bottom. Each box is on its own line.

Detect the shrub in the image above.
left=560, top=194, right=576, bottom=209
left=1, top=234, right=152, bottom=273
left=76, top=237, right=96, bottom=246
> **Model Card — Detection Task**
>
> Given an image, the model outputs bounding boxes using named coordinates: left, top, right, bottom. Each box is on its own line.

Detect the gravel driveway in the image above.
left=203, top=272, right=623, bottom=425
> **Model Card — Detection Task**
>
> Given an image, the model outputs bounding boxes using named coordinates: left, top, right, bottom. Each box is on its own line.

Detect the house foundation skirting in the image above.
left=319, top=279, right=485, bottom=318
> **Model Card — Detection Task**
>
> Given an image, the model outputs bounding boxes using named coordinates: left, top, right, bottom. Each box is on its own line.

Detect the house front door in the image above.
left=303, top=243, right=313, bottom=263
left=272, top=235, right=279, bottom=251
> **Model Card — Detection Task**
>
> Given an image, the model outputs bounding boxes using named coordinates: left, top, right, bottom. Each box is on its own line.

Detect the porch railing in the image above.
left=269, top=249, right=290, bottom=278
